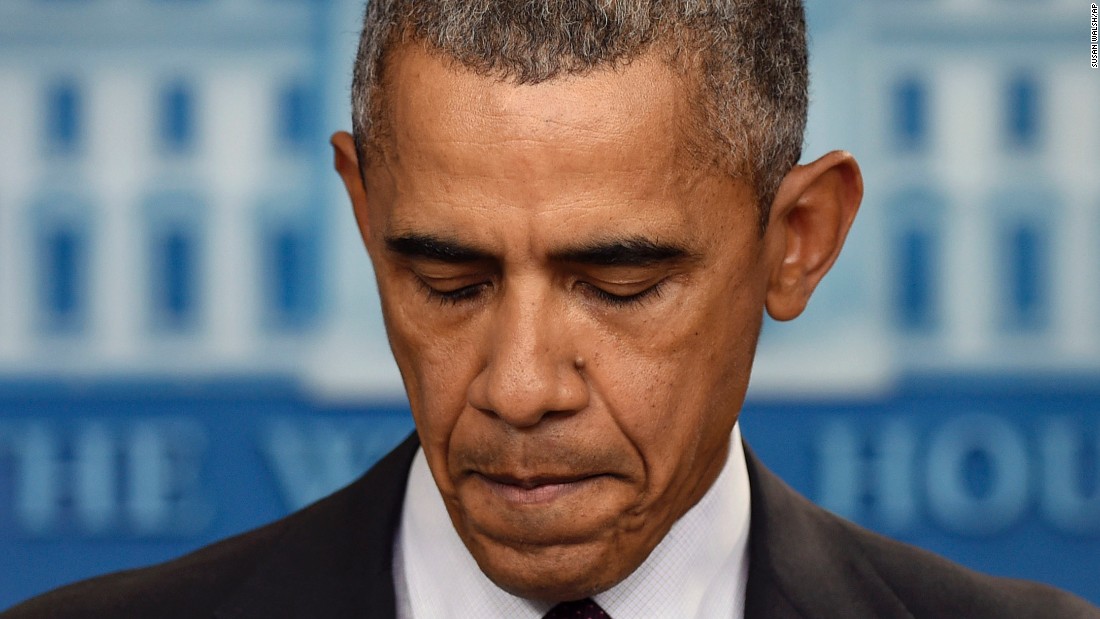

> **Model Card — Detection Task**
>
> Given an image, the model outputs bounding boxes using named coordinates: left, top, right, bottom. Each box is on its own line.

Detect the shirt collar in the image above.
left=395, top=424, right=751, bottom=619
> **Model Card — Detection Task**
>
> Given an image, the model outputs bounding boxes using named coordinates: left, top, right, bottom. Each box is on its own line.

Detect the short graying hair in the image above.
left=350, top=0, right=808, bottom=227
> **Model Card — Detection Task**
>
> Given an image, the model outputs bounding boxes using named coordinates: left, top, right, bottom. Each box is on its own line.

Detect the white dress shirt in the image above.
left=394, top=424, right=751, bottom=619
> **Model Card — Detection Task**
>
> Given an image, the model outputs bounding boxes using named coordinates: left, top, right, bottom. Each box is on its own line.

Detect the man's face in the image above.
left=356, top=46, right=772, bottom=600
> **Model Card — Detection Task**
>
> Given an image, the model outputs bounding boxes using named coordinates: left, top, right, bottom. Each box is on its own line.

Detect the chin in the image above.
left=487, top=563, right=623, bottom=603
left=470, top=538, right=632, bottom=602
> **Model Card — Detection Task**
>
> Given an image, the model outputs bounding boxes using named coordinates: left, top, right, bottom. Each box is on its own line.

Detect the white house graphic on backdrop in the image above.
left=849, top=1, right=1099, bottom=373
left=0, top=0, right=356, bottom=380
left=0, top=0, right=1096, bottom=398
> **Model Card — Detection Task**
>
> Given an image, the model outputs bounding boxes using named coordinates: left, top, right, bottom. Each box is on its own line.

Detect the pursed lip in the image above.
left=478, top=471, right=599, bottom=488
left=471, top=471, right=607, bottom=504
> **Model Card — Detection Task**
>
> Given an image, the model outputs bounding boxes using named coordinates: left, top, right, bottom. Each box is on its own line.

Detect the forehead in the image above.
left=365, top=45, right=758, bottom=255
left=376, top=44, right=695, bottom=172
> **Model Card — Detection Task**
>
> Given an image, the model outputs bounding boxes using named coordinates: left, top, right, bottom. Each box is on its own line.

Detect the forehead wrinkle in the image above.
left=390, top=137, right=658, bottom=201
left=408, top=114, right=633, bottom=167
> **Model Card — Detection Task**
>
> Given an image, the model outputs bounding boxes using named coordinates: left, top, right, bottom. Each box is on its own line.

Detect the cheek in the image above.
left=378, top=283, right=483, bottom=447
left=591, top=284, right=763, bottom=486
left=608, top=346, right=721, bottom=448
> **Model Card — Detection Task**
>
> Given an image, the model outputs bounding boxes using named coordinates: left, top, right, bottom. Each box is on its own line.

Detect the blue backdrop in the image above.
left=1, top=0, right=1097, bottom=609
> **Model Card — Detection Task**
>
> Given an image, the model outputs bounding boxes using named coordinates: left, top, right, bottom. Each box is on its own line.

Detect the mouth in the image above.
left=473, top=472, right=607, bottom=505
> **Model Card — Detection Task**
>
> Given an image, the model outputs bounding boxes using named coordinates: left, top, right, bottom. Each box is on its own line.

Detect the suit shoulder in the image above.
left=839, top=518, right=1100, bottom=618
left=1, top=516, right=291, bottom=619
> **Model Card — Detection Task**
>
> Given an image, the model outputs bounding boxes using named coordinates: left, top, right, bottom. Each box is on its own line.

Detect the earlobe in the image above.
left=764, top=150, right=863, bottom=321
left=331, top=131, right=371, bottom=241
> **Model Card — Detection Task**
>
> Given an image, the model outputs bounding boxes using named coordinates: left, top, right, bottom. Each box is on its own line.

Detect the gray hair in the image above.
left=350, top=0, right=808, bottom=227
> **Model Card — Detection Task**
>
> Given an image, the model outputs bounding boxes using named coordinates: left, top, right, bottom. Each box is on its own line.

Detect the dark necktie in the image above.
left=542, top=598, right=611, bottom=619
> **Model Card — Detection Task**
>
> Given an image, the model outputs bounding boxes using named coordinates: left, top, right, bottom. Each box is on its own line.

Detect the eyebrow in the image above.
left=385, top=233, right=492, bottom=263
left=550, top=237, right=696, bottom=267
left=384, top=232, right=696, bottom=267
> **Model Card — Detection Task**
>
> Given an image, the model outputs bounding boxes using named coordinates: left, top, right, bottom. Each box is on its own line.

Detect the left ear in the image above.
left=763, top=150, right=863, bottom=321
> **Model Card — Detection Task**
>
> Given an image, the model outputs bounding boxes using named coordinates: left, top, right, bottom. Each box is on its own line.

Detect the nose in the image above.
left=466, top=284, right=589, bottom=428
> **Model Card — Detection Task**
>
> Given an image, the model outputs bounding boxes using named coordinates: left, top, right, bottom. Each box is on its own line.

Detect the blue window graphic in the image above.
left=145, top=192, right=203, bottom=331
left=37, top=222, right=87, bottom=332
left=160, top=82, right=196, bottom=153
left=889, top=189, right=943, bottom=333
left=1006, top=75, right=1039, bottom=149
left=45, top=80, right=82, bottom=155
left=893, top=77, right=927, bottom=151
left=1002, top=221, right=1047, bottom=330
left=896, top=227, right=938, bottom=331
left=158, top=229, right=197, bottom=328
left=277, top=83, right=313, bottom=151
left=264, top=222, right=319, bottom=329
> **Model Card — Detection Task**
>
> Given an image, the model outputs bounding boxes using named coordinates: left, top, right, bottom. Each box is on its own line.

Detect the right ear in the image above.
left=331, top=131, right=371, bottom=240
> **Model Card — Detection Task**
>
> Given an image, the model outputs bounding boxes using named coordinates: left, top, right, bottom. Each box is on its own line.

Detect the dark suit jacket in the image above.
left=4, top=433, right=1098, bottom=618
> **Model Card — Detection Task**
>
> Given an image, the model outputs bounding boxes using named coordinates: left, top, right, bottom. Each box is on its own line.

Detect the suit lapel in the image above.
left=214, top=433, right=420, bottom=619
left=742, top=444, right=914, bottom=619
